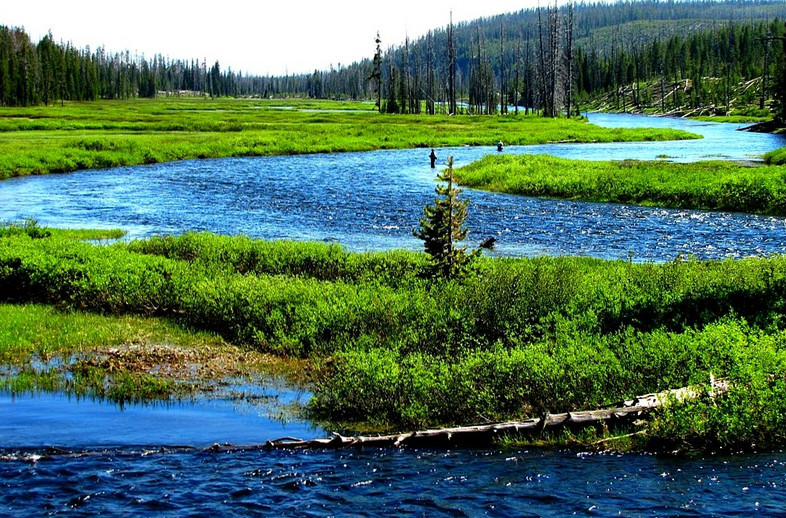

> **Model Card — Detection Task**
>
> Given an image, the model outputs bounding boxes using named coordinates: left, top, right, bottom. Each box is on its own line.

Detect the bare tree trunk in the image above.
left=515, top=31, right=522, bottom=116
left=549, top=2, right=560, bottom=118
left=565, top=0, right=575, bottom=117
left=500, top=23, right=507, bottom=115
left=426, top=31, right=435, bottom=115
left=537, top=4, right=548, bottom=116
left=448, top=12, right=457, bottom=115
left=264, top=379, right=730, bottom=450
left=762, top=25, right=771, bottom=110
left=525, top=29, right=532, bottom=115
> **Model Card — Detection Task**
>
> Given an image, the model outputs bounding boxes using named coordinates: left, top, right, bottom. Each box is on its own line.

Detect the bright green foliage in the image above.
left=0, top=98, right=698, bottom=180
left=456, top=154, right=786, bottom=215
left=0, top=220, right=124, bottom=241
left=4, top=229, right=786, bottom=448
left=649, top=323, right=786, bottom=451
left=765, top=146, right=786, bottom=165
left=0, top=219, right=51, bottom=239
left=414, top=156, right=477, bottom=279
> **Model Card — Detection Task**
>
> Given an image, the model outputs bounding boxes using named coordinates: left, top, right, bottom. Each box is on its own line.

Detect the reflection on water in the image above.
left=0, top=389, right=318, bottom=449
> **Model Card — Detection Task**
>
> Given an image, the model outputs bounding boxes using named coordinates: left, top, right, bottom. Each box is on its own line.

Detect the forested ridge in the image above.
left=1, top=0, right=784, bottom=120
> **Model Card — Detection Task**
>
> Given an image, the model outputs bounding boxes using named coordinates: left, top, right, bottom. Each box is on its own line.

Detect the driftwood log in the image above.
left=265, top=378, right=729, bottom=450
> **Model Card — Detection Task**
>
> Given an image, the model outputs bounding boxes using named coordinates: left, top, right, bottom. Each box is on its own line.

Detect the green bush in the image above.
left=4, top=229, right=786, bottom=445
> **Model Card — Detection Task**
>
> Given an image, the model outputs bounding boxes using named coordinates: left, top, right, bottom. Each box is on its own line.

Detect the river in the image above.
left=1, top=113, right=785, bottom=261
left=2, top=114, right=786, bottom=516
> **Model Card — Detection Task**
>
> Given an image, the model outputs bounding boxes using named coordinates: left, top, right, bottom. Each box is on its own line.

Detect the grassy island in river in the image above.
left=0, top=98, right=699, bottom=179
left=455, top=153, right=786, bottom=215
left=2, top=228, right=786, bottom=452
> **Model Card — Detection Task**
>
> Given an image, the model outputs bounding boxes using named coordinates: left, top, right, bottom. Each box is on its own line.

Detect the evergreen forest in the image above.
left=1, top=0, right=785, bottom=120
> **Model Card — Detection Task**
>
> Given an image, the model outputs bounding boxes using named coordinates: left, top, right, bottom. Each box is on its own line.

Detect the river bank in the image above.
left=454, top=153, right=786, bottom=215
left=0, top=98, right=698, bottom=180
left=3, top=229, right=786, bottom=452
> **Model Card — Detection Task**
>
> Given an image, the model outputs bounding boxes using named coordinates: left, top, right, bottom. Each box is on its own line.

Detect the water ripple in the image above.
left=3, top=447, right=785, bottom=517
left=2, top=115, right=785, bottom=261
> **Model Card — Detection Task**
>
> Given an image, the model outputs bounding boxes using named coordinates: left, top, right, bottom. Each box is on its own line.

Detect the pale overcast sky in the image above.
left=3, top=1, right=542, bottom=76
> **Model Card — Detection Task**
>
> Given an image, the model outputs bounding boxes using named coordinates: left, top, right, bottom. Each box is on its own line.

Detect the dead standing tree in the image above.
left=447, top=12, right=457, bottom=115
left=537, top=0, right=566, bottom=117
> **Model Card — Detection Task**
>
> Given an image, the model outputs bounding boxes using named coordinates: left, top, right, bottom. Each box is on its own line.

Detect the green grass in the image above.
left=0, top=219, right=125, bottom=240
left=0, top=98, right=699, bottom=179
left=0, top=303, right=226, bottom=364
left=3, top=228, right=786, bottom=450
left=692, top=115, right=772, bottom=123
left=455, top=154, right=786, bottom=215
left=765, top=146, right=786, bottom=166
left=0, top=302, right=296, bottom=404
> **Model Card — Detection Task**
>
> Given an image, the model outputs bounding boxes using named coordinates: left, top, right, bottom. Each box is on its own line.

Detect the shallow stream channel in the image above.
left=2, top=114, right=786, bottom=516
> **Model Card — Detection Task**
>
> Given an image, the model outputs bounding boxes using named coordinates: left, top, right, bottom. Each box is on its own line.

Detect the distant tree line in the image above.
left=365, top=1, right=785, bottom=119
left=0, top=26, right=340, bottom=106
left=577, top=19, right=786, bottom=115
left=1, top=0, right=785, bottom=121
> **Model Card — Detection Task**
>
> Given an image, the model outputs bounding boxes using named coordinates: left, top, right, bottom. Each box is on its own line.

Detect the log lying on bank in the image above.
left=265, top=378, right=730, bottom=450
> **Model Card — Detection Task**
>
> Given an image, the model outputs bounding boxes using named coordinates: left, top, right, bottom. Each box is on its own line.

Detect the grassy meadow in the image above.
left=455, top=154, right=786, bottom=215
left=0, top=97, right=699, bottom=179
left=2, top=228, right=786, bottom=451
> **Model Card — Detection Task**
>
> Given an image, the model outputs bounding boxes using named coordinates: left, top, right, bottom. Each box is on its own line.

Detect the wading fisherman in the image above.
left=497, top=141, right=504, bottom=152
left=429, top=148, right=437, bottom=168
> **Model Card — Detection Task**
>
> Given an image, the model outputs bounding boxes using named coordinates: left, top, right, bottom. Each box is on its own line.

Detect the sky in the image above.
left=4, top=0, right=542, bottom=76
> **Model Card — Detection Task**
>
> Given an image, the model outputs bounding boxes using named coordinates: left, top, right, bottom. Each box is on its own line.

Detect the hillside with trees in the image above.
left=1, top=0, right=784, bottom=121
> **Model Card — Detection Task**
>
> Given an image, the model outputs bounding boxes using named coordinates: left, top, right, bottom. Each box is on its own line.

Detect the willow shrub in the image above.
left=312, top=320, right=786, bottom=429
left=126, top=232, right=427, bottom=287
left=0, top=233, right=451, bottom=357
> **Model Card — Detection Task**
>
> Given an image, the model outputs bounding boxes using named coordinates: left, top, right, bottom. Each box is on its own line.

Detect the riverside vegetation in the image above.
left=454, top=152, right=786, bottom=215
left=2, top=227, right=786, bottom=452
left=0, top=97, right=699, bottom=179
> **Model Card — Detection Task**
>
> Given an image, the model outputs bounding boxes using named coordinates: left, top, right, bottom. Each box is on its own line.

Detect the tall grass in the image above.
left=456, top=154, right=786, bottom=215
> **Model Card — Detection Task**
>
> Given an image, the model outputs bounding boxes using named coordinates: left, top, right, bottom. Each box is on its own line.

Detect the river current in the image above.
left=3, top=114, right=786, bottom=516
left=2, top=113, right=785, bottom=261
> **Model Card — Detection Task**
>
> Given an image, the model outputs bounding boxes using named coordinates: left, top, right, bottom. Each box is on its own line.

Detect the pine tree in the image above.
left=414, top=155, right=477, bottom=279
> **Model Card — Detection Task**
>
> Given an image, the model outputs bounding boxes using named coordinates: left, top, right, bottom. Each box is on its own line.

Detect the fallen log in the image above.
left=265, top=378, right=729, bottom=450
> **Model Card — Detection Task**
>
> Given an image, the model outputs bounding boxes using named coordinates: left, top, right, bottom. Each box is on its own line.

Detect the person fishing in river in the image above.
left=429, top=148, right=437, bottom=168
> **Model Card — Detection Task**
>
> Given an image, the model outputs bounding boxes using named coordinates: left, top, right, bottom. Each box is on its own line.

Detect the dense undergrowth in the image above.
left=2, top=229, right=786, bottom=450
left=0, top=98, right=698, bottom=179
left=455, top=154, right=786, bottom=215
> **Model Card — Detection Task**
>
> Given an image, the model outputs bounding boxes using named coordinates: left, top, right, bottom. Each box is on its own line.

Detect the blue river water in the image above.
left=3, top=446, right=786, bottom=517
left=1, top=113, right=785, bottom=261
left=3, top=114, right=786, bottom=516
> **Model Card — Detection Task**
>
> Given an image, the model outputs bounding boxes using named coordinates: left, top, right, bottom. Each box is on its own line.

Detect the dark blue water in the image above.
left=2, top=446, right=785, bottom=517
left=2, top=114, right=785, bottom=261
left=3, top=114, right=786, bottom=515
